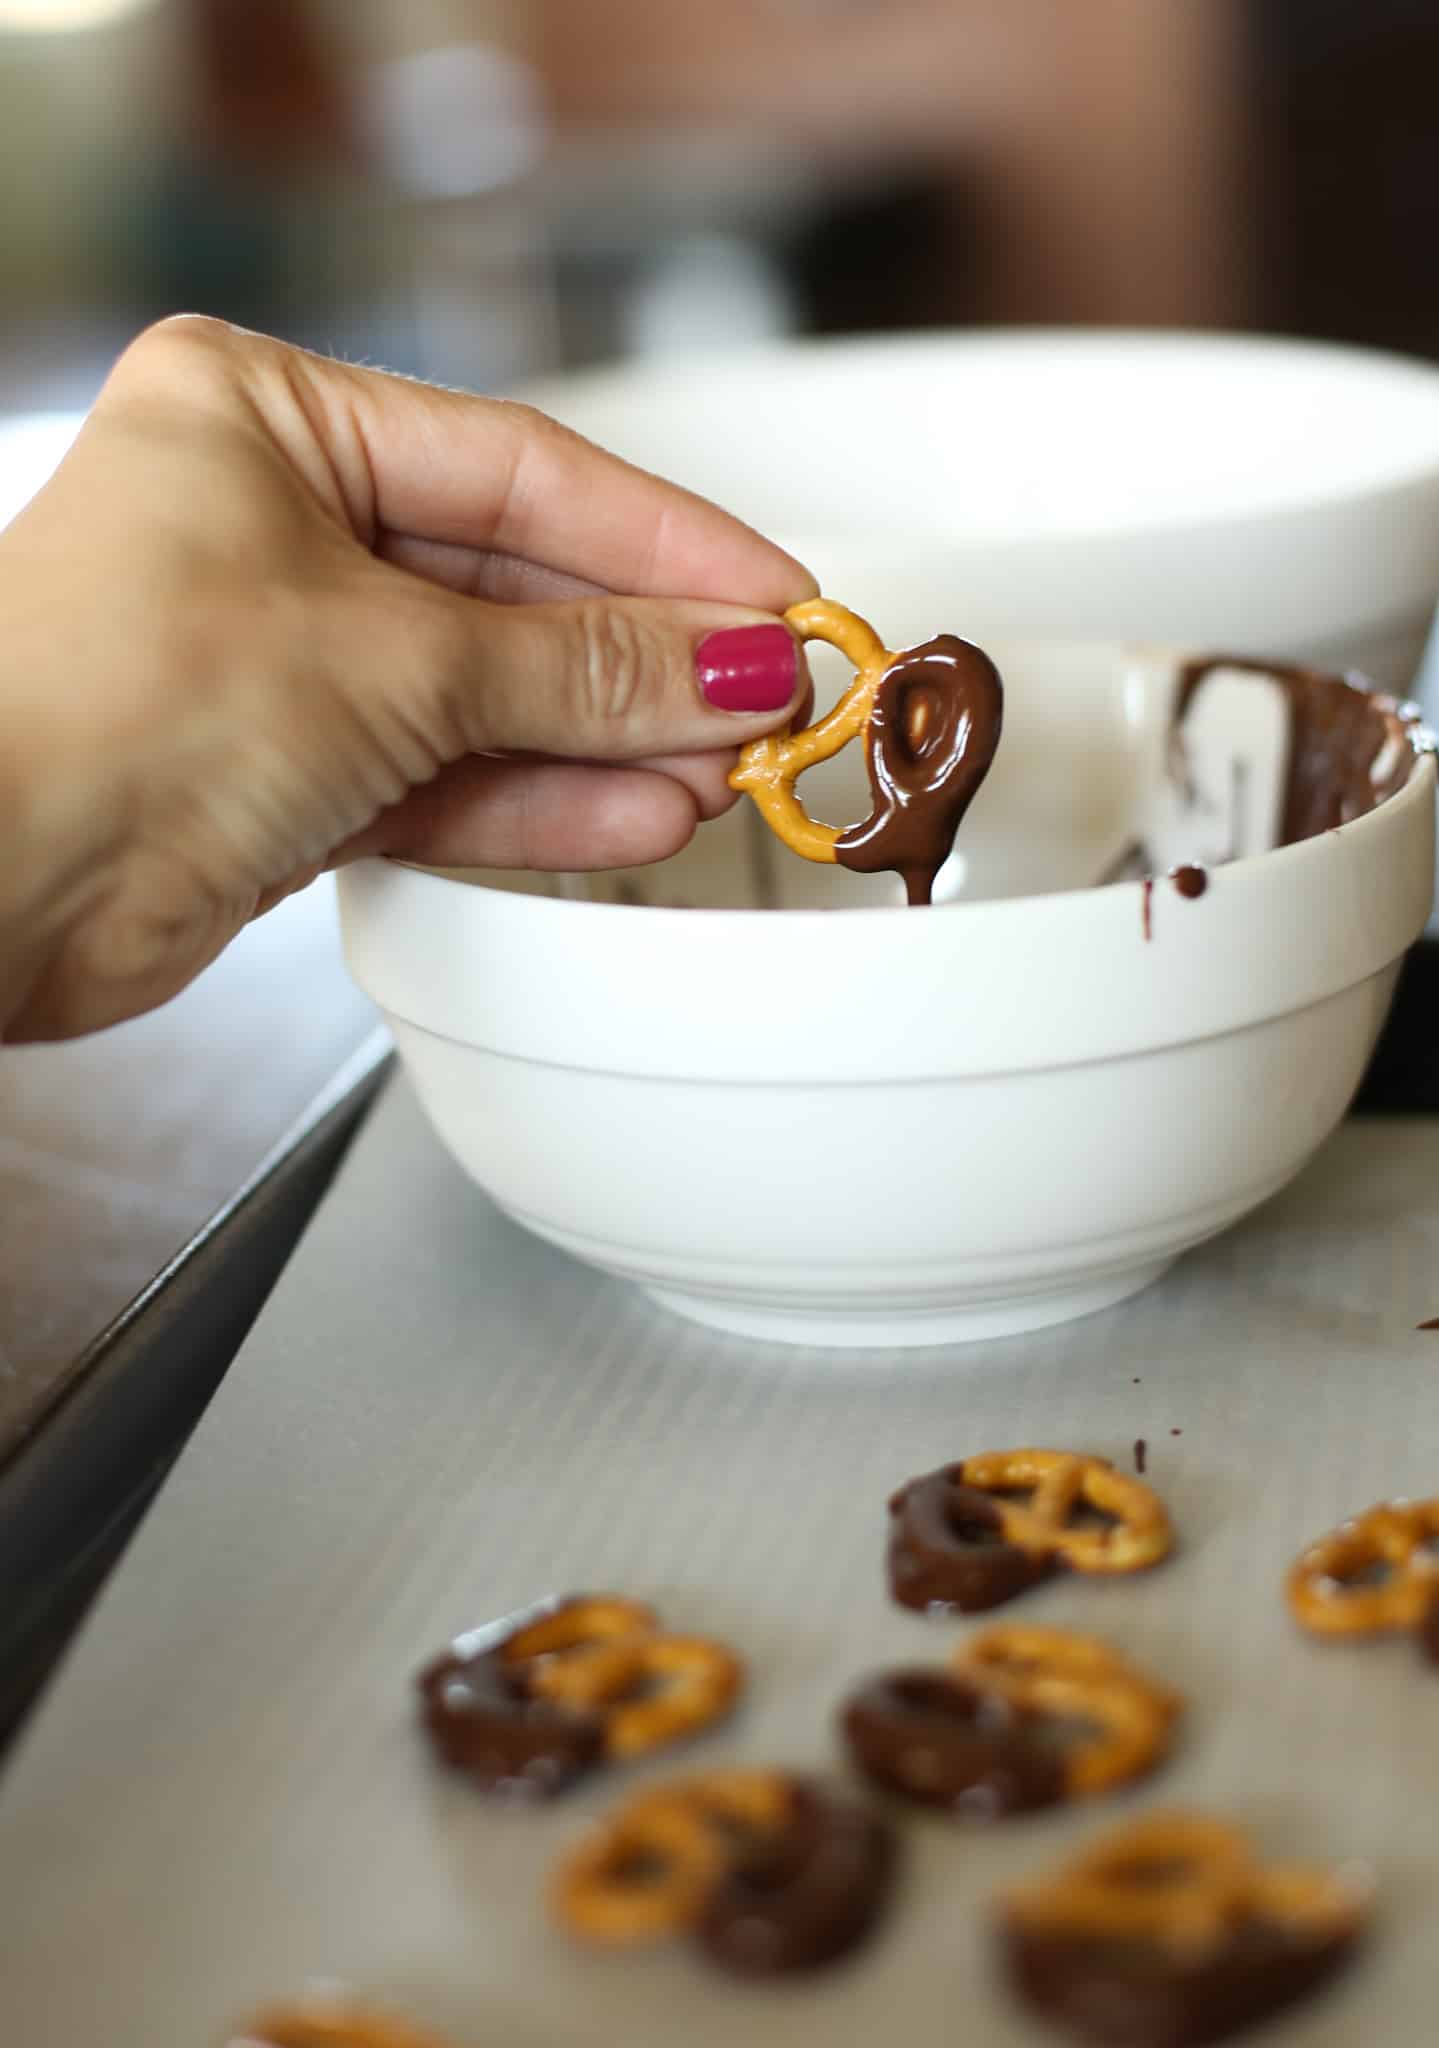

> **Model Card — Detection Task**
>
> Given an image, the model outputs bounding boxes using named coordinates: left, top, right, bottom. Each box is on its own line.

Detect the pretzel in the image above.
left=952, top=1624, right=1180, bottom=1798
left=728, top=600, right=895, bottom=863
left=999, top=1810, right=1369, bottom=1960
left=1287, top=1496, right=1439, bottom=1637
left=957, top=1449, right=1173, bottom=1574
left=528, top=1634, right=745, bottom=1758
left=232, top=2004, right=452, bottom=2048
left=418, top=1595, right=743, bottom=1793
left=497, top=1594, right=658, bottom=1663
left=551, top=1769, right=793, bottom=1946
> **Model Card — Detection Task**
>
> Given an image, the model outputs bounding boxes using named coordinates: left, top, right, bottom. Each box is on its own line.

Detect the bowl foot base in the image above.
left=642, top=1257, right=1175, bottom=1352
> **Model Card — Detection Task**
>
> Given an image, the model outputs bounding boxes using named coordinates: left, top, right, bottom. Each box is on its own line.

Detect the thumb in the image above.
left=428, top=591, right=809, bottom=760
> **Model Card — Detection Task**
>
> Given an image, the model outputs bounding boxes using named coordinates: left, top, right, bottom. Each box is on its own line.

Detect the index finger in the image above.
left=308, top=353, right=819, bottom=610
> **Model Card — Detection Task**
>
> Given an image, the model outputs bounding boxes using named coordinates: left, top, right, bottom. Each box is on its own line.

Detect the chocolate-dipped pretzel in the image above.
left=729, top=599, right=1003, bottom=905
left=997, top=1810, right=1370, bottom=2046
left=842, top=1625, right=1179, bottom=1818
left=552, top=1770, right=896, bottom=1976
left=888, top=1452, right=1174, bottom=1613
left=417, top=1594, right=742, bottom=1798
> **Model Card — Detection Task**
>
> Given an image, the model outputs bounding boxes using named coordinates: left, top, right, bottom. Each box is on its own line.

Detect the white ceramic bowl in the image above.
left=339, top=635, right=1436, bottom=1350
left=524, top=331, right=1439, bottom=690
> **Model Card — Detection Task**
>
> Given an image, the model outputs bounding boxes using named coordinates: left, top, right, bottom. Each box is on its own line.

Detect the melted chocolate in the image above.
left=835, top=635, right=1004, bottom=906
left=1002, top=1913, right=1360, bottom=2047
left=1170, top=864, right=1208, bottom=899
left=842, top=1668, right=1065, bottom=1817
left=1174, top=655, right=1427, bottom=848
left=697, top=1780, right=897, bottom=1975
left=887, top=1467, right=1053, bottom=1613
left=416, top=1646, right=604, bottom=1798
left=1140, top=877, right=1153, bottom=942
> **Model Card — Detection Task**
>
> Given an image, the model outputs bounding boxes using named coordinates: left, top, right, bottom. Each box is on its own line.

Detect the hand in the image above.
left=0, top=317, right=815, bottom=1043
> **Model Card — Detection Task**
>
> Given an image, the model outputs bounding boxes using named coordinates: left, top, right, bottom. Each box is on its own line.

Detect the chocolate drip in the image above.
left=1170, top=863, right=1208, bottom=899
left=835, top=635, right=1003, bottom=906
left=1174, top=655, right=1427, bottom=848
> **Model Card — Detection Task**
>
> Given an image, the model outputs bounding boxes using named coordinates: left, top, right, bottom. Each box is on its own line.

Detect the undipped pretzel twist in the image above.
left=527, top=1633, right=745, bottom=1759
left=957, top=1449, right=1174, bottom=1575
left=1287, top=1496, right=1439, bottom=1637
left=952, top=1624, right=1180, bottom=1798
left=728, top=600, right=895, bottom=864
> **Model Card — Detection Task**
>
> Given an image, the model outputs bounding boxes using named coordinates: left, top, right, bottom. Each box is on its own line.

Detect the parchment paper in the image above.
left=3, top=1075, right=1439, bottom=2047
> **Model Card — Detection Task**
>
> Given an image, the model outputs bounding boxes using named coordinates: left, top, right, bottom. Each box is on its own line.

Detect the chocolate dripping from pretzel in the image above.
left=835, top=635, right=1004, bottom=906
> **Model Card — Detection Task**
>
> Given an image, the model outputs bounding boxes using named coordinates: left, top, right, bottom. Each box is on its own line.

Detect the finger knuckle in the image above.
left=573, top=603, right=663, bottom=728
left=118, top=313, right=236, bottom=378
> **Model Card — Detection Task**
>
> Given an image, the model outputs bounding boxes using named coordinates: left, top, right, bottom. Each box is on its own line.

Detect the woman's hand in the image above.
left=0, top=317, right=815, bottom=1042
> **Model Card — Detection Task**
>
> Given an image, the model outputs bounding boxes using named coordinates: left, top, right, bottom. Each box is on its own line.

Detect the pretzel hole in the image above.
left=1026, top=1711, right=1105, bottom=1757
left=610, top=1670, right=676, bottom=1704
left=608, top=1846, right=676, bottom=1889
left=1101, top=1855, right=1204, bottom=1892
left=940, top=1499, right=1009, bottom=1549
left=1327, top=1557, right=1395, bottom=1590
left=1065, top=1503, right=1123, bottom=1535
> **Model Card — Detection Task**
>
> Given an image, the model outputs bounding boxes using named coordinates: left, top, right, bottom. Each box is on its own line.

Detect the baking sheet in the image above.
left=3, top=1076, right=1439, bottom=2047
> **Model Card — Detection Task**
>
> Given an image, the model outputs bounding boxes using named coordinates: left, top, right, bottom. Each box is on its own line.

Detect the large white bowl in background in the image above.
left=525, top=330, right=1439, bottom=690
left=340, top=632, right=1437, bottom=1350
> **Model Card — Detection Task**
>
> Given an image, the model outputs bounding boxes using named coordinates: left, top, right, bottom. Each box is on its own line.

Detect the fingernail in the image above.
left=695, top=623, right=797, bottom=712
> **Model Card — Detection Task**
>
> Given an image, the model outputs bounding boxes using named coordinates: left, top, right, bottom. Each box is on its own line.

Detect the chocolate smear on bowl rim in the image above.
left=1172, top=654, right=1430, bottom=845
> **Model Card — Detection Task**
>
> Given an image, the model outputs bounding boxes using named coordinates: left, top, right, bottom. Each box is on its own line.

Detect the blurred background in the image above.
left=3, top=0, right=1439, bottom=415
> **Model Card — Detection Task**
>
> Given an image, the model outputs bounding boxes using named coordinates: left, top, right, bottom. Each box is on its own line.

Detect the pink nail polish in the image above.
left=696, top=624, right=797, bottom=712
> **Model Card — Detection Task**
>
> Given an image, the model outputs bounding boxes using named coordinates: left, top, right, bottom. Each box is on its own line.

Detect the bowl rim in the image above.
left=383, top=744, right=1435, bottom=925
left=339, top=752, right=1436, bottom=1084
left=521, top=327, right=1439, bottom=540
